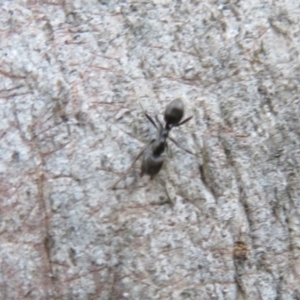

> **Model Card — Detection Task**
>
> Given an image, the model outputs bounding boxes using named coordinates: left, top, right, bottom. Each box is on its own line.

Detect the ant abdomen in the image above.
left=164, top=99, right=184, bottom=126
left=141, top=156, right=164, bottom=178
left=141, top=141, right=165, bottom=178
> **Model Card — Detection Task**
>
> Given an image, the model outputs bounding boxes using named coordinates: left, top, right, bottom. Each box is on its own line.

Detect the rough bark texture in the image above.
left=0, top=1, right=300, bottom=299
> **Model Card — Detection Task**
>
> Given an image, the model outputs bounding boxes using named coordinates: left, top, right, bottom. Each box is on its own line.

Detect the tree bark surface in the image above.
left=0, top=1, right=300, bottom=299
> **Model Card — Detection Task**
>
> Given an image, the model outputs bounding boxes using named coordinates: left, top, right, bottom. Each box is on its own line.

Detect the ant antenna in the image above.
left=139, top=101, right=158, bottom=130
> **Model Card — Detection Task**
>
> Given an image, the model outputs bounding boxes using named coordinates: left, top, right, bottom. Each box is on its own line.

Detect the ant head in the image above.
left=164, top=99, right=184, bottom=126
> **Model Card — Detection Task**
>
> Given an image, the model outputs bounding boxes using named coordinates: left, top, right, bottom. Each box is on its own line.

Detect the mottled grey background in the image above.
left=0, top=1, right=300, bottom=299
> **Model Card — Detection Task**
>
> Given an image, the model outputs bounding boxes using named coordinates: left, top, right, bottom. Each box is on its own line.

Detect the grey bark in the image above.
left=0, top=1, right=300, bottom=299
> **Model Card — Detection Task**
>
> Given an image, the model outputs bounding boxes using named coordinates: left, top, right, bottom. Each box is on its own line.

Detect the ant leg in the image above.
left=165, top=142, right=172, bottom=158
left=176, top=116, right=193, bottom=127
left=155, top=176, right=173, bottom=205
left=155, top=115, right=163, bottom=128
left=109, top=142, right=150, bottom=189
left=139, top=101, right=158, bottom=129
left=168, top=136, right=197, bottom=156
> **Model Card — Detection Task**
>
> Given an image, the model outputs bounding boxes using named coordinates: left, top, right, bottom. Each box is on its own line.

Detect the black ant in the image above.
left=110, top=99, right=192, bottom=193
